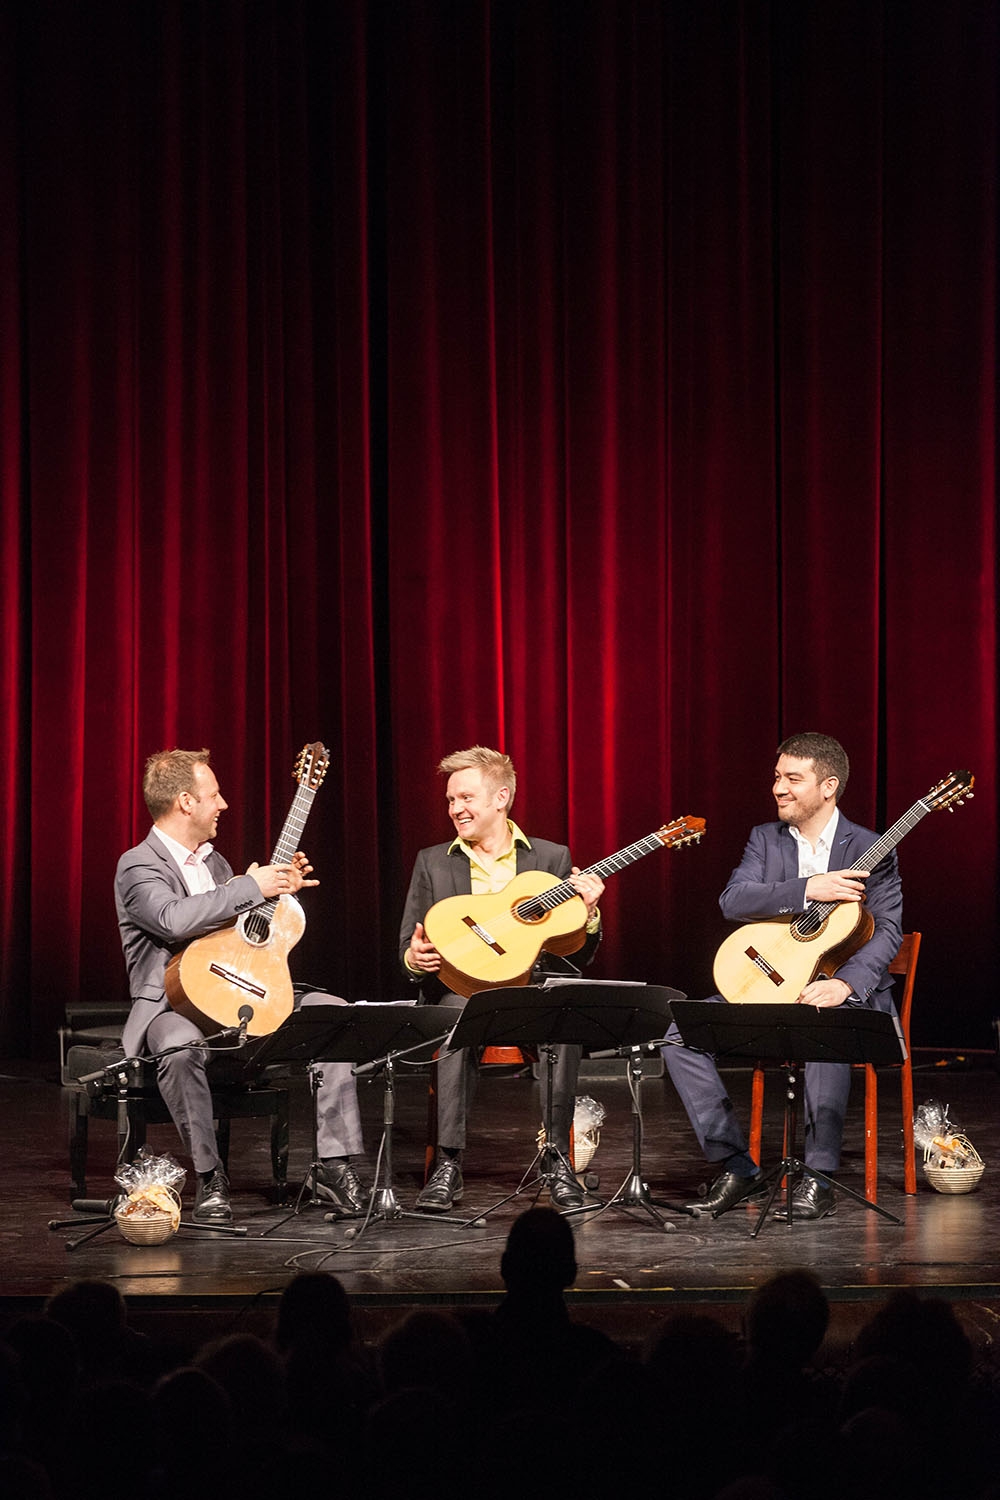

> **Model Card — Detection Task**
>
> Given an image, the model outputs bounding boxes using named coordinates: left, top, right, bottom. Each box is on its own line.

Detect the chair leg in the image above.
left=901, top=1057, right=917, bottom=1194
left=425, top=1059, right=439, bottom=1182
left=864, top=1063, right=878, bottom=1202
left=749, top=1066, right=764, bottom=1165
left=69, top=1093, right=90, bottom=1199
left=270, top=1093, right=289, bottom=1198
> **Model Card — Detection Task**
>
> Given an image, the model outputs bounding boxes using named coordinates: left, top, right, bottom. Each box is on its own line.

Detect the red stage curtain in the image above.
left=1, top=1, right=995, bottom=1057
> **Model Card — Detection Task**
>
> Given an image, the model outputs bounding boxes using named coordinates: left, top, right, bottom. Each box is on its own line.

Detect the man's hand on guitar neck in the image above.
left=804, top=867, right=869, bottom=903
left=405, top=921, right=442, bottom=975
left=568, top=866, right=605, bottom=923
left=246, top=850, right=320, bottom=900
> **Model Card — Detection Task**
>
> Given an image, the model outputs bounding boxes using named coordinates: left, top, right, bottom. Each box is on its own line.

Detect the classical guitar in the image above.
left=423, top=816, right=706, bottom=1000
left=165, top=742, right=330, bottom=1036
left=713, top=770, right=974, bottom=1005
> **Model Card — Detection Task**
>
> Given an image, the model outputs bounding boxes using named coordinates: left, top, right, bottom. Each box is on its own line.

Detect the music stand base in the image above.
left=752, top=1157, right=902, bottom=1237
left=48, top=1211, right=247, bottom=1250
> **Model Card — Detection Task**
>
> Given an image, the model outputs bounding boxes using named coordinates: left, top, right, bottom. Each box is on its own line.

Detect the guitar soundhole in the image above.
left=515, top=901, right=548, bottom=924
left=793, top=910, right=827, bottom=940
left=242, top=913, right=272, bottom=946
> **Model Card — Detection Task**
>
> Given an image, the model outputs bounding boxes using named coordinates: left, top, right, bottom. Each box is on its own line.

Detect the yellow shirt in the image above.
left=404, top=820, right=600, bottom=973
left=447, top=818, right=601, bottom=929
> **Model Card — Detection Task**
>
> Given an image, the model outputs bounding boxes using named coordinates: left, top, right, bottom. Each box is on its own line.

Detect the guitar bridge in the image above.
left=208, top=964, right=267, bottom=999
left=745, top=947, right=784, bottom=987
left=462, top=915, right=506, bottom=956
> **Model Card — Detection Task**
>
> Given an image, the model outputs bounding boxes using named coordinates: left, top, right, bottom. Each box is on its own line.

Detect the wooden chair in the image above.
left=60, top=1005, right=290, bottom=1201
left=747, top=932, right=921, bottom=1203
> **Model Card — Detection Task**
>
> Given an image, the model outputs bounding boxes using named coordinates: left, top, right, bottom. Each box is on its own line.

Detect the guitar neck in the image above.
left=514, top=830, right=667, bottom=918
left=247, top=783, right=318, bottom=926
left=797, top=796, right=931, bottom=930
left=271, top=783, right=318, bottom=866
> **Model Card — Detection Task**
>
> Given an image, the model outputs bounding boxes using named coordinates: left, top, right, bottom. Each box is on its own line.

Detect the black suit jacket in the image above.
left=398, top=835, right=602, bottom=1002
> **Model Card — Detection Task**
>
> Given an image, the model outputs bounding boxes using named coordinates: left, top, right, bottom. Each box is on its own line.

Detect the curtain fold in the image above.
left=1, top=1, right=995, bottom=1054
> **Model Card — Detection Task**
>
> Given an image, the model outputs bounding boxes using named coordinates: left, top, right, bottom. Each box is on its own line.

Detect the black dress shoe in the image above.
left=415, top=1157, right=463, bottom=1211
left=315, top=1159, right=370, bottom=1217
left=193, top=1167, right=232, bottom=1223
left=547, top=1153, right=584, bottom=1210
left=774, top=1174, right=837, bottom=1221
left=685, top=1169, right=765, bottom=1218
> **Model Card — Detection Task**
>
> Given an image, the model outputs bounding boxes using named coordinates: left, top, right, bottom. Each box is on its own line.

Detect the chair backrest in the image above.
left=886, top=931, right=921, bottom=1042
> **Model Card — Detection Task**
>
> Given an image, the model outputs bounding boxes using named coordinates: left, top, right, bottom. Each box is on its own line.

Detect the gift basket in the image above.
left=913, top=1099, right=985, bottom=1195
left=113, top=1149, right=186, bottom=1243
left=537, top=1094, right=606, bottom=1172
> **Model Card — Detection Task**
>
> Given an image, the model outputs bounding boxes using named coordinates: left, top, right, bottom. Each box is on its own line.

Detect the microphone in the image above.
left=77, top=1058, right=141, bottom=1086
left=237, top=1004, right=254, bottom=1043
left=70, top=1196, right=122, bottom=1215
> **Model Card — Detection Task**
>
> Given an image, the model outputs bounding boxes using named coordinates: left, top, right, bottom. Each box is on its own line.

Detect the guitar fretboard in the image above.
left=513, top=830, right=671, bottom=921
left=244, top=783, right=318, bottom=938
left=793, top=797, right=931, bottom=937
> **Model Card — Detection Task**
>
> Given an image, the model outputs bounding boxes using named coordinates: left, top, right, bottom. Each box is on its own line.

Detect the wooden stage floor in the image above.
left=3, top=1051, right=999, bottom=1353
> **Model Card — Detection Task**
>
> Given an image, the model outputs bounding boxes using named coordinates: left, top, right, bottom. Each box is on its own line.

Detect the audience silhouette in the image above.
left=2, top=1227, right=999, bottom=1500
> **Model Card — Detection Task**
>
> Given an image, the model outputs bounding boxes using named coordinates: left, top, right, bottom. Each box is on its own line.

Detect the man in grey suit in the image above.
left=400, top=745, right=604, bottom=1212
left=662, top=732, right=903, bottom=1221
left=115, top=747, right=368, bottom=1222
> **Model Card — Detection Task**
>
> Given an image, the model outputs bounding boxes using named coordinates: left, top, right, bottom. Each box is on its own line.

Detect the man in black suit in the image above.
left=115, top=747, right=369, bottom=1222
left=400, top=745, right=604, bottom=1212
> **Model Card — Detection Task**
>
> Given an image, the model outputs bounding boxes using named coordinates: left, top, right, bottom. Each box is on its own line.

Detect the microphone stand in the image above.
left=577, top=1038, right=690, bottom=1228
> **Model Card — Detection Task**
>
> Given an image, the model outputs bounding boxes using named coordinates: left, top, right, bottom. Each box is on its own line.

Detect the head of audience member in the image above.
left=379, top=1309, right=473, bottom=1403
left=500, top=1206, right=577, bottom=1299
left=274, top=1271, right=353, bottom=1355
left=744, top=1269, right=830, bottom=1370
left=194, top=1333, right=286, bottom=1427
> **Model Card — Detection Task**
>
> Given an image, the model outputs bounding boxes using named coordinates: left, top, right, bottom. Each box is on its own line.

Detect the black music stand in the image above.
left=251, top=1004, right=466, bottom=1238
left=447, top=981, right=684, bottom=1224
left=669, top=1001, right=907, bottom=1234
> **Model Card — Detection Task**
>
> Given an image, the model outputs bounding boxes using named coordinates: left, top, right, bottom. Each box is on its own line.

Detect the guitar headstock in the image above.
left=656, top=816, right=706, bottom=848
left=294, top=741, right=331, bottom=791
left=924, top=770, right=974, bottom=812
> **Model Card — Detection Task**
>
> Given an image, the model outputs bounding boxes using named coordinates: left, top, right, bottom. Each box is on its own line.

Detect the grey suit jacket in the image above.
left=115, top=831, right=263, bottom=1054
left=718, top=813, right=903, bottom=1008
left=398, top=835, right=602, bottom=1001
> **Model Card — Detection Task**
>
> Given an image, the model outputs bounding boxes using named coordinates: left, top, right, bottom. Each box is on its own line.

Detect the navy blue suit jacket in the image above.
left=719, top=812, right=903, bottom=1009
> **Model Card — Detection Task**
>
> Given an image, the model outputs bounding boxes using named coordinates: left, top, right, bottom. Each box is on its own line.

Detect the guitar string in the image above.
left=237, top=785, right=318, bottom=1004
left=790, top=783, right=957, bottom=938
left=513, top=827, right=694, bottom=921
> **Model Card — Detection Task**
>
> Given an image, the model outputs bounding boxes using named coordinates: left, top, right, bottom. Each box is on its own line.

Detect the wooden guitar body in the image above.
left=712, top=901, right=874, bottom=1004
left=165, top=740, right=331, bottom=1037
left=422, top=817, right=707, bottom=1000
left=424, top=872, right=588, bottom=999
left=165, top=894, right=305, bottom=1035
left=712, top=771, right=974, bottom=1006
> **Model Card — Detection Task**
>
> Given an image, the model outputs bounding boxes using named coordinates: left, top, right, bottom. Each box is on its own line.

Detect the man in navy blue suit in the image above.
left=663, top=732, right=903, bottom=1220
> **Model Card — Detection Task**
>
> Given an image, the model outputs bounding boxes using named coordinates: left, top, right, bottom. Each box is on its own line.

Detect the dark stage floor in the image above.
left=3, top=1050, right=999, bottom=1355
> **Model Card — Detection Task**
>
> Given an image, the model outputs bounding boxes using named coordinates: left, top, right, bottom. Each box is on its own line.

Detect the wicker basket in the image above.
left=923, top=1160, right=985, bottom=1195
left=115, top=1209, right=176, bottom=1244
left=115, top=1185, right=182, bottom=1244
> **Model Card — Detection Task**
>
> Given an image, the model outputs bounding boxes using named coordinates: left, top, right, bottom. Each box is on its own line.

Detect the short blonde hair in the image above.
left=437, top=745, right=516, bottom=806
left=143, top=748, right=211, bottom=819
